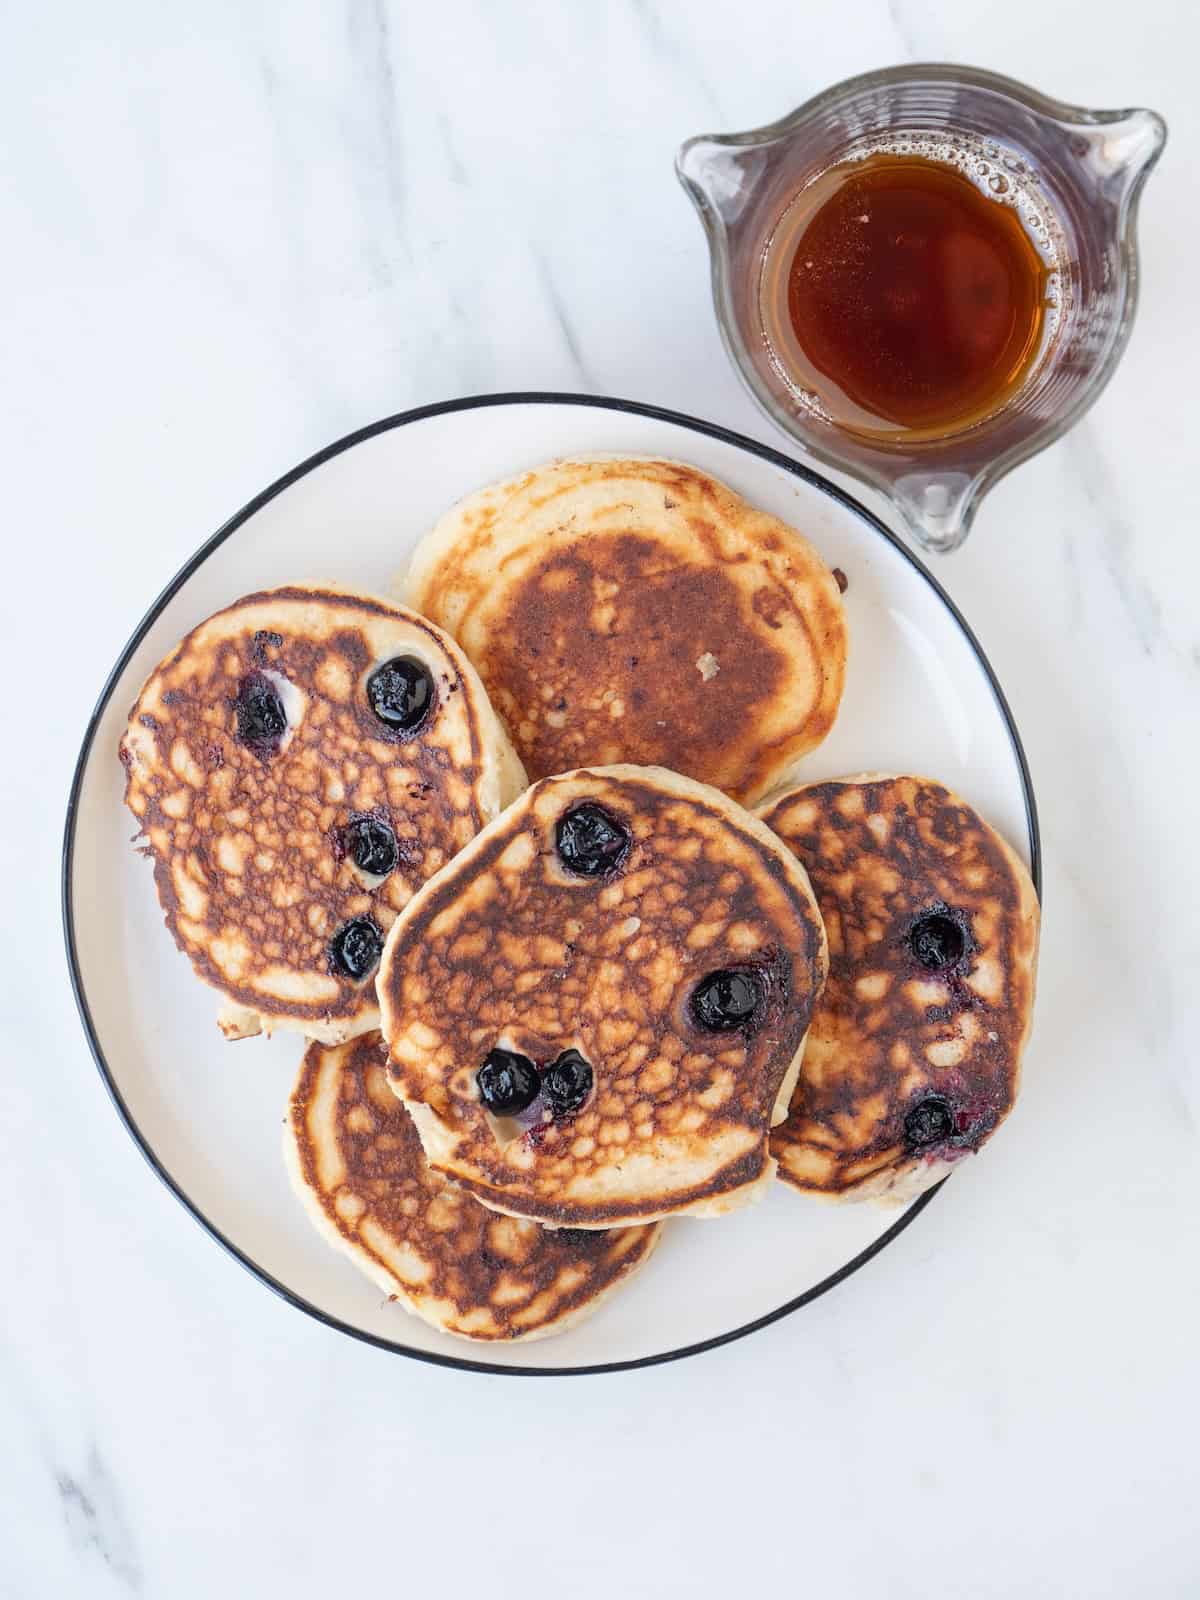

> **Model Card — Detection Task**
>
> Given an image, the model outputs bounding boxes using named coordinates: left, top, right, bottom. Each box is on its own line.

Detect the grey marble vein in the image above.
left=1065, top=423, right=1164, bottom=656
left=532, top=246, right=597, bottom=391
left=438, top=111, right=469, bottom=188
left=56, top=1446, right=143, bottom=1591
left=1059, top=527, right=1084, bottom=632
left=348, top=0, right=410, bottom=272
left=627, top=0, right=725, bottom=121
left=886, top=0, right=923, bottom=57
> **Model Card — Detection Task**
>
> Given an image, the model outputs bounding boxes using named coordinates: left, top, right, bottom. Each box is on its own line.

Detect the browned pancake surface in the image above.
left=759, top=776, right=1039, bottom=1198
left=379, top=766, right=828, bottom=1226
left=476, top=530, right=798, bottom=789
left=407, top=458, right=847, bottom=804
left=120, top=587, right=500, bottom=1034
left=289, top=1034, right=658, bottom=1340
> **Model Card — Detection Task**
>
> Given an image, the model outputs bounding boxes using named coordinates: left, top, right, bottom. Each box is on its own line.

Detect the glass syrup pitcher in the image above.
left=677, top=64, right=1166, bottom=553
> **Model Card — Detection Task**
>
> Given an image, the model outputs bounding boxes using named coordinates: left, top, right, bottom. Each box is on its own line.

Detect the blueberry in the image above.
left=234, top=672, right=286, bottom=752
left=690, top=968, right=763, bottom=1032
left=909, top=910, right=967, bottom=972
left=555, top=803, right=631, bottom=878
left=366, top=657, right=435, bottom=735
left=343, top=814, right=399, bottom=878
left=329, top=917, right=383, bottom=981
left=543, top=1049, right=593, bottom=1116
left=904, top=1096, right=955, bottom=1148
left=252, top=629, right=283, bottom=663
left=557, top=1228, right=595, bottom=1244
left=477, top=1048, right=540, bottom=1116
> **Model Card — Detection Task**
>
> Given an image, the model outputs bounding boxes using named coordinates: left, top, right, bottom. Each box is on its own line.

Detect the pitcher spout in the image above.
left=1074, top=108, right=1168, bottom=200
left=891, top=471, right=980, bottom=556
left=676, top=136, right=768, bottom=228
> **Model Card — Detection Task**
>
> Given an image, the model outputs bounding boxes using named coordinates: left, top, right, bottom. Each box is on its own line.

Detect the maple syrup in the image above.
left=761, top=153, right=1054, bottom=441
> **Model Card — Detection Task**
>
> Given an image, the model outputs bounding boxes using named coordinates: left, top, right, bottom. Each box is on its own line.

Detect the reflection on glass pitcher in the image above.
left=677, top=65, right=1166, bottom=553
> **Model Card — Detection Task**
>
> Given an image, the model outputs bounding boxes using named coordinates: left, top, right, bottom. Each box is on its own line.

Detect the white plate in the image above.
left=64, top=395, right=1039, bottom=1375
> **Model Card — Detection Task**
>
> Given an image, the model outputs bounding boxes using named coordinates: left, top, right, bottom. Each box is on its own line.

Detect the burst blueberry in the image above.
left=477, top=1048, right=541, bottom=1116
left=904, top=1097, right=955, bottom=1148
left=234, top=672, right=286, bottom=752
left=690, top=968, right=762, bottom=1031
left=343, top=814, right=399, bottom=878
left=908, top=909, right=967, bottom=972
left=366, top=656, right=435, bottom=735
left=329, top=917, right=383, bottom=981
left=543, top=1049, right=593, bottom=1116
left=555, top=803, right=630, bottom=878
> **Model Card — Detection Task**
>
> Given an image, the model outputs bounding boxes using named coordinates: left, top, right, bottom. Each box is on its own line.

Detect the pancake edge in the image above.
left=123, top=583, right=527, bottom=1045
left=400, top=454, right=849, bottom=806
left=757, top=771, right=1041, bottom=1206
left=378, top=762, right=828, bottom=1227
left=282, top=1045, right=662, bottom=1342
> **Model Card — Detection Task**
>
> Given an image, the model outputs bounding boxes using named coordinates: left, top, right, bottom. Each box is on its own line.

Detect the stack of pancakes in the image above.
left=123, top=456, right=1038, bottom=1343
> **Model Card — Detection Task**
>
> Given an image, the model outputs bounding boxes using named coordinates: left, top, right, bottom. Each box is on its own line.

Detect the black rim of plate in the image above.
left=62, top=392, right=1042, bottom=1378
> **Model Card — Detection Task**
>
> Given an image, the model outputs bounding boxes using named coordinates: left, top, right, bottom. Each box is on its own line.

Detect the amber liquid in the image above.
left=770, top=154, right=1050, bottom=439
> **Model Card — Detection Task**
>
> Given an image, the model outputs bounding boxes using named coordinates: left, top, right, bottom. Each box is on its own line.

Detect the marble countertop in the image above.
left=3, top=2, right=1197, bottom=1595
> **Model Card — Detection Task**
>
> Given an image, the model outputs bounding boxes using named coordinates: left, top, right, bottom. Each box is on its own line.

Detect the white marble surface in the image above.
left=3, top=2, right=1197, bottom=1595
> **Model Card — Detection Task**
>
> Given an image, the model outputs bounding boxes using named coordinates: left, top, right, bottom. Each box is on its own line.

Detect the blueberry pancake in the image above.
left=403, top=456, right=847, bottom=806
left=377, top=765, right=828, bottom=1227
left=120, top=586, right=525, bottom=1043
left=757, top=775, right=1039, bottom=1203
left=286, top=1033, right=659, bottom=1342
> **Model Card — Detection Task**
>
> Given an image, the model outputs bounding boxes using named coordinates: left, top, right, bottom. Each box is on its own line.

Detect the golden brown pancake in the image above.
left=757, top=775, right=1039, bottom=1202
left=403, top=456, right=847, bottom=805
left=286, top=1033, right=659, bottom=1342
left=120, top=586, right=525, bottom=1043
left=377, top=765, right=828, bottom=1227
